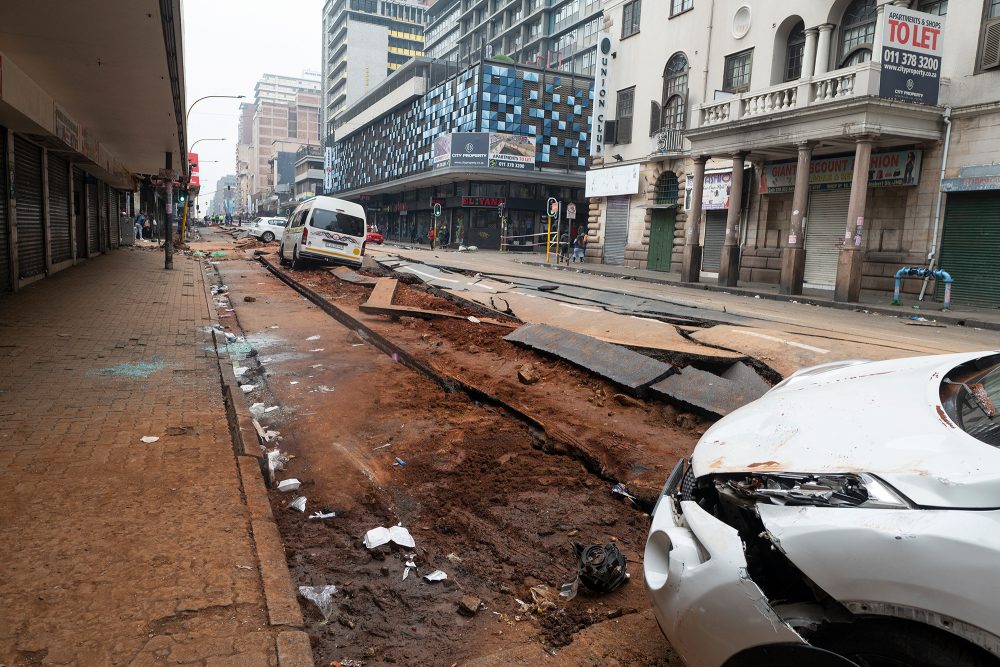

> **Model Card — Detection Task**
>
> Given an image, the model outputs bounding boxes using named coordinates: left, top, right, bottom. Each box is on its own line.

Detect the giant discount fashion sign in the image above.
left=879, top=6, right=944, bottom=106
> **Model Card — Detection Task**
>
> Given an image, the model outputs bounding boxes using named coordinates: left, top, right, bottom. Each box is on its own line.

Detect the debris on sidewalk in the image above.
left=393, top=457, right=407, bottom=467
left=363, top=525, right=416, bottom=549
left=611, top=482, right=638, bottom=504
left=140, top=436, right=160, bottom=443
left=240, top=384, right=257, bottom=393
left=467, top=315, right=481, bottom=324
left=529, top=585, right=558, bottom=613
left=403, top=557, right=417, bottom=580
left=276, top=478, right=301, bottom=493
left=243, top=296, right=257, bottom=302
left=459, top=595, right=482, bottom=616
left=298, top=585, right=338, bottom=620
left=254, top=420, right=280, bottom=443
left=288, top=496, right=307, bottom=512
left=233, top=366, right=249, bottom=376
left=574, top=542, right=630, bottom=593
left=424, top=570, right=448, bottom=582
left=559, top=576, right=579, bottom=600
left=306, top=335, right=321, bottom=341
left=310, top=510, right=337, bottom=520
left=267, top=447, right=290, bottom=473
left=250, top=402, right=266, bottom=417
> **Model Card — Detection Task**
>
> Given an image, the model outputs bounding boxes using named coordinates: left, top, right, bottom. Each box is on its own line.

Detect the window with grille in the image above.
left=785, top=21, right=806, bottom=81
left=671, top=0, right=693, bottom=17
left=622, top=0, right=641, bottom=38
left=839, top=0, right=876, bottom=67
left=654, top=172, right=679, bottom=206
left=660, top=53, right=688, bottom=133
left=723, top=49, right=753, bottom=93
left=616, top=87, right=635, bottom=144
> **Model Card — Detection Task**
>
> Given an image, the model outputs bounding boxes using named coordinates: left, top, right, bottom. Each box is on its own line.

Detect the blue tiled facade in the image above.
left=330, top=62, right=594, bottom=194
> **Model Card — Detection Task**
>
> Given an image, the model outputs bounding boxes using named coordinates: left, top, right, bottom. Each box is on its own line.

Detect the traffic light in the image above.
left=178, top=191, right=186, bottom=203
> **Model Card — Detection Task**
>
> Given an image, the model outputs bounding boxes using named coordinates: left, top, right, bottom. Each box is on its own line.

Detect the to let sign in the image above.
left=879, top=6, right=944, bottom=105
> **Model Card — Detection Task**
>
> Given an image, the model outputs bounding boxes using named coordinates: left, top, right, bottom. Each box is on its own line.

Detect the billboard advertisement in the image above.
left=433, top=132, right=535, bottom=170
left=760, top=150, right=923, bottom=194
left=879, top=6, right=944, bottom=105
left=188, top=152, right=200, bottom=188
left=324, top=147, right=333, bottom=193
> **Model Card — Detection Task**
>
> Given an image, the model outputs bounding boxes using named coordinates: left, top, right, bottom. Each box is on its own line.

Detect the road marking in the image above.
left=466, top=282, right=497, bottom=292
left=630, top=315, right=668, bottom=325
left=512, top=291, right=537, bottom=298
left=560, top=303, right=601, bottom=313
left=403, top=267, right=459, bottom=283
left=736, top=330, right=829, bottom=354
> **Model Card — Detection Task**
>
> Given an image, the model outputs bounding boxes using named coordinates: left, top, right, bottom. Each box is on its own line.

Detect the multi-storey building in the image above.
left=235, top=102, right=255, bottom=215
left=321, top=0, right=429, bottom=134
left=427, top=0, right=603, bottom=76
left=328, top=56, right=594, bottom=249
left=209, top=175, right=237, bottom=217
left=586, top=0, right=1000, bottom=308
left=294, top=145, right=325, bottom=202
left=241, top=73, right=321, bottom=208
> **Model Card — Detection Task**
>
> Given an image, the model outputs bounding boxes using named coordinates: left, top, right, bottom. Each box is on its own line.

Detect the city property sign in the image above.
left=760, top=150, right=923, bottom=193
left=324, top=147, right=334, bottom=193
left=879, top=6, right=944, bottom=105
left=434, top=132, right=534, bottom=170
left=590, top=32, right=613, bottom=159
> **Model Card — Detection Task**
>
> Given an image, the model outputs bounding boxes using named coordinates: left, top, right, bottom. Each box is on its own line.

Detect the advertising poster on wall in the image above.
left=489, top=133, right=534, bottom=170
left=760, top=150, right=923, bottom=193
left=879, top=6, right=944, bottom=105
left=433, top=134, right=453, bottom=168
left=324, top=147, right=333, bottom=193
left=684, top=171, right=734, bottom=210
left=434, top=132, right=535, bottom=170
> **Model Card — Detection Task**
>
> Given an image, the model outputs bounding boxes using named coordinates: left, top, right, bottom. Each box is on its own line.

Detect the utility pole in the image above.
left=162, top=152, right=174, bottom=270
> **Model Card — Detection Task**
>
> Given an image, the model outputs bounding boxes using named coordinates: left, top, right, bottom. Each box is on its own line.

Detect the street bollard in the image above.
left=892, top=267, right=954, bottom=310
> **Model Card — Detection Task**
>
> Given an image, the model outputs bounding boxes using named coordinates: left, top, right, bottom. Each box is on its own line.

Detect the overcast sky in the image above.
left=183, top=0, right=324, bottom=214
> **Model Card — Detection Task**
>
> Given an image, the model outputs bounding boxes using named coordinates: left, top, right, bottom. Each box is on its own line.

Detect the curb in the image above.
left=199, top=260, right=313, bottom=666
left=518, top=260, right=1000, bottom=332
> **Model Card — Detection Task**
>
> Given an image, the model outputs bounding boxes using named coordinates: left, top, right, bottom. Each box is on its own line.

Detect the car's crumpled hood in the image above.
left=691, top=351, right=1000, bottom=508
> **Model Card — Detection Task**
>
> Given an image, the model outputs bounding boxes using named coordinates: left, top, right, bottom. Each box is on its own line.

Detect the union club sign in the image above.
left=590, top=32, right=613, bottom=159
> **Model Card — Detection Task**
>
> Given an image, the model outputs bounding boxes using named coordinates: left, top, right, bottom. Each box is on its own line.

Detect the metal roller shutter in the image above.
left=48, top=154, right=72, bottom=264
left=73, top=168, right=86, bottom=258
left=604, top=196, right=629, bottom=265
left=936, top=192, right=1000, bottom=308
left=804, top=189, right=851, bottom=289
left=14, top=135, right=45, bottom=279
left=701, top=210, right=727, bottom=272
left=0, top=129, right=10, bottom=292
left=106, top=184, right=116, bottom=248
left=87, top=179, right=99, bottom=254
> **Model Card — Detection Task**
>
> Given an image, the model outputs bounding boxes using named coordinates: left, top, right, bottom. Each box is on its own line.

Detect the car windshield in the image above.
left=948, top=357, right=1000, bottom=447
left=310, top=208, right=365, bottom=237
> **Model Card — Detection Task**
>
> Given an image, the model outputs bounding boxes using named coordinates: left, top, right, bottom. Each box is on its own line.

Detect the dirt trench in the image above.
left=213, top=252, right=688, bottom=665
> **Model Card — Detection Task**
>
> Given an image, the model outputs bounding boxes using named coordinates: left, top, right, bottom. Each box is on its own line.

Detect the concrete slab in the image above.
left=649, top=366, right=763, bottom=417
left=721, top=361, right=772, bottom=397
left=330, top=266, right=379, bottom=286
left=504, top=323, right=672, bottom=391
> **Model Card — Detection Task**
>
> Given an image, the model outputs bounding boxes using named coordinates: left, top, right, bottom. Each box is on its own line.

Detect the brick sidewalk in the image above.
left=0, top=248, right=306, bottom=666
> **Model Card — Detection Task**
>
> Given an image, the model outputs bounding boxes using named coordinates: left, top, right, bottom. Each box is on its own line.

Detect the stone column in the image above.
left=801, top=28, right=819, bottom=81
left=680, top=155, right=708, bottom=283
left=815, top=24, right=834, bottom=75
left=872, top=4, right=888, bottom=63
left=780, top=141, right=813, bottom=294
left=719, top=152, right=747, bottom=287
left=834, top=137, right=874, bottom=303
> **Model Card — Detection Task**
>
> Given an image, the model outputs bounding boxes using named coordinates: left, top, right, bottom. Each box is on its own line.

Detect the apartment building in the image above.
left=321, top=0, right=429, bottom=133
left=586, top=0, right=999, bottom=307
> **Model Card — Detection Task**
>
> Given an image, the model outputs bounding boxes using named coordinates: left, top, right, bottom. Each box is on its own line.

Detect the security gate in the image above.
left=804, top=189, right=851, bottom=289
left=14, top=135, right=45, bottom=279
left=604, top=196, right=629, bottom=265
left=647, top=208, right=675, bottom=272
left=937, top=191, right=1000, bottom=308
left=701, top=210, right=727, bottom=273
left=48, top=154, right=72, bottom=264
left=86, top=179, right=99, bottom=255
left=0, top=128, right=10, bottom=292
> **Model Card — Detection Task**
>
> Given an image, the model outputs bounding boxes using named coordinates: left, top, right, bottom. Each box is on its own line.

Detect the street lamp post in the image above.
left=185, top=94, right=245, bottom=130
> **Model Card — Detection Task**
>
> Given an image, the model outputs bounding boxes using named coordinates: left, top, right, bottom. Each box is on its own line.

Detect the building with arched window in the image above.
left=585, top=0, right=1000, bottom=308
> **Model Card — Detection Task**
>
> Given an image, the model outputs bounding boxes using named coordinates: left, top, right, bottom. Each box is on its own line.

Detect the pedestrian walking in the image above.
left=142, top=216, right=151, bottom=241
left=150, top=218, right=159, bottom=242
left=573, top=231, right=587, bottom=263
left=134, top=211, right=146, bottom=241
left=429, top=225, right=436, bottom=250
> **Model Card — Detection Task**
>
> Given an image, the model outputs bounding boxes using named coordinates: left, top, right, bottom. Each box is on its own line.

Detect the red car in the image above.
left=366, top=230, right=384, bottom=245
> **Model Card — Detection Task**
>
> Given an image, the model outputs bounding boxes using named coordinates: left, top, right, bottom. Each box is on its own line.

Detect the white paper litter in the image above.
left=249, top=403, right=266, bottom=417
left=316, top=385, right=335, bottom=393
left=233, top=366, right=249, bottom=376
left=290, top=381, right=300, bottom=385
left=363, top=524, right=416, bottom=549
left=403, top=558, right=416, bottom=580
left=264, top=406, right=279, bottom=413
left=288, top=496, right=307, bottom=512
left=298, top=585, right=337, bottom=620
left=424, top=570, right=448, bottom=582
left=140, top=436, right=160, bottom=443
left=240, top=384, right=257, bottom=393
left=267, top=447, right=289, bottom=472
left=310, top=348, right=324, bottom=352
left=306, top=335, right=321, bottom=341
left=467, top=316, right=481, bottom=323
left=276, top=478, right=301, bottom=492
left=309, top=510, right=336, bottom=520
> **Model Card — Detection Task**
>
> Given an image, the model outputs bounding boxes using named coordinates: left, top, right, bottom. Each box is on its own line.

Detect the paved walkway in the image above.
left=0, top=248, right=306, bottom=666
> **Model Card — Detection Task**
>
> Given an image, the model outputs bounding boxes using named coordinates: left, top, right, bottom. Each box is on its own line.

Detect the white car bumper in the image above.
left=644, top=497, right=804, bottom=667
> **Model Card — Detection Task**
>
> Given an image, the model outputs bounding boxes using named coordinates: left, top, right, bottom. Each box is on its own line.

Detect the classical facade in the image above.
left=587, top=0, right=1000, bottom=307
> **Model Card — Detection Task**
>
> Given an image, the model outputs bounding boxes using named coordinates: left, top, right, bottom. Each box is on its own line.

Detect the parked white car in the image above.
left=645, top=351, right=1000, bottom=667
left=249, top=216, right=287, bottom=243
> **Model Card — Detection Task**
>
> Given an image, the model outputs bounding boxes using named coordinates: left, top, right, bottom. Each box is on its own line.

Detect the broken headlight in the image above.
left=723, top=472, right=910, bottom=509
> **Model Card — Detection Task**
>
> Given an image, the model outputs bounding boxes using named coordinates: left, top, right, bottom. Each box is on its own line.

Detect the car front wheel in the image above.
left=812, top=620, right=997, bottom=667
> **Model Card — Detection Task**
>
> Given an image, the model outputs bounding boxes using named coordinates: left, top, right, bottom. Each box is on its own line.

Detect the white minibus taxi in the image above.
left=278, top=196, right=367, bottom=269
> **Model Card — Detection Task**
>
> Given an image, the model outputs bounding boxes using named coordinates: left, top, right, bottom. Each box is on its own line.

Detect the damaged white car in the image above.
left=645, top=351, right=1000, bottom=667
